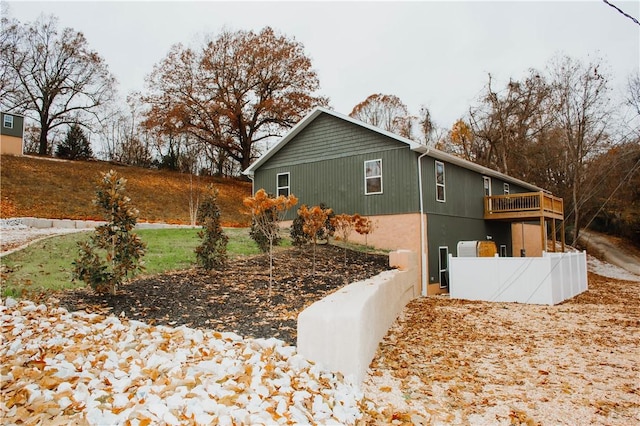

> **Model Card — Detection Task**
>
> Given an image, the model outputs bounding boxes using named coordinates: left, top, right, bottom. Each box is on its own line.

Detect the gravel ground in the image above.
left=0, top=220, right=87, bottom=257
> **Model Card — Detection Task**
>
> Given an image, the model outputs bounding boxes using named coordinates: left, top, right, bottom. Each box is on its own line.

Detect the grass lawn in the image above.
left=0, top=227, right=274, bottom=298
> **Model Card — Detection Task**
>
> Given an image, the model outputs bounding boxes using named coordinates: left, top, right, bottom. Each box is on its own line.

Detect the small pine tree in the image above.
left=56, top=124, right=93, bottom=160
left=73, top=170, right=146, bottom=295
left=195, top=186, right=228, bottom=270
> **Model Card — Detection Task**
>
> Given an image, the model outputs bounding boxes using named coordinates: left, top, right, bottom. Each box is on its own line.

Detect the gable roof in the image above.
left=243, top=107, right=544, bottom=192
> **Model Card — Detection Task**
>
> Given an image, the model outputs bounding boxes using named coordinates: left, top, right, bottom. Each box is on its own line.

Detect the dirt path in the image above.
left=579, top=230, right=640, bottom=275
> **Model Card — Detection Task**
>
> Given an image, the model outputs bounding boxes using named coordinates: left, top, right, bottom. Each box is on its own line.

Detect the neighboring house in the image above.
left=0, top=112, right=25, bottom=155
left=243, top=107, right=564, bottom=296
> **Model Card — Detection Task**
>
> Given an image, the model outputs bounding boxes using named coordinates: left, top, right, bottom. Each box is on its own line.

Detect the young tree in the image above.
left=290, top=203, right=334, bottom=247
left=350, top=93, right=412, bottom=138
left=195, top=186, right=228, bottom=270
left=73, top=170, right=146, bottom=295
left=1, top=15, right=115, bottom=155
left=143, top=27, right=328, bottom=173
left=331, top=213, right=356, bottom=265
left=298, top=204, right=333, bottom=274
left=243, top=189, right=298, bottom=295
left=56, top=123, right=93, bottom=160
left=354, top=215, right=376, bottom=250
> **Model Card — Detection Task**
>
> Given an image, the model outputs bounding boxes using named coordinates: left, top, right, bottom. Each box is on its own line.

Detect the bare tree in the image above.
left=628, top=72, right=640, bottom=117
left=1, top=15, right=116, bottom=155
left=548, top=55, right=613, bottom=244
left=350, top=93, right=412, bottom=138
left=468, top=71, right=552, bottom=176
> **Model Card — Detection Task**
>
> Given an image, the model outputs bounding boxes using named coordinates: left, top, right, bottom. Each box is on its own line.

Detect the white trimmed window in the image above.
left=503, top=183, right=510, bottom=194
left=483, top=176, right=492, bottom=196
left=364, top=159, right=383, bottom=195
left=435, top=161, right=445, bottom=202
left=276, top=172, right=290, bottom=197
left=3, top=115, right=13, bottom=129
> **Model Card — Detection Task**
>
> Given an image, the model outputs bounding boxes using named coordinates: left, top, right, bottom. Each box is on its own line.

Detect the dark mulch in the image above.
left=57, top=244, right=391, bottom=346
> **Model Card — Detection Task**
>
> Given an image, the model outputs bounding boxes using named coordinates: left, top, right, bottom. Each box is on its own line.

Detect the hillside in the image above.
left=0, top=155, right=252, bottom=226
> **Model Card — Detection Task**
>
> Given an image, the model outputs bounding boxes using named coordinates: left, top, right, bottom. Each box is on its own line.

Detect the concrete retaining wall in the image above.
left=297, top=250, right=419, bottom=384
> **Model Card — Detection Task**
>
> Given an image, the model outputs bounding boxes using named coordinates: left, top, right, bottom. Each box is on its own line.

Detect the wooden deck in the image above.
left=484, top=192, right=564, bottom=221
left=485, top=191, right=565, bottom=252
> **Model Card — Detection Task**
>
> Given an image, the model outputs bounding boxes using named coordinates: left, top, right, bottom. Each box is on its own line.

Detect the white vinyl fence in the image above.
left=449, top=251, right=588, bottom=305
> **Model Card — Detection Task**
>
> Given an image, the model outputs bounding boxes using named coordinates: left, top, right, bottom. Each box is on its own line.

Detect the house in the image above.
left=0, top=112, right=25, bottom=155
left=243, top=107, right=564, bottom=296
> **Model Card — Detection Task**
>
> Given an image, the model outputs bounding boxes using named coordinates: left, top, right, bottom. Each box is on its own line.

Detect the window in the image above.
left=276, top=172, right=290, bottom=197
left=364, top=159, right=383, bottom=195
left=435, top=161, right=445, bottom=202
left=3, top=114, right=13, bottom=129
left=483, top=176, right=492, bottom=196
left=503, top=183, right=510, bottom=195
left=438, top=246, right=449, bottom=289
left=500, top=245, right=508, bottom=257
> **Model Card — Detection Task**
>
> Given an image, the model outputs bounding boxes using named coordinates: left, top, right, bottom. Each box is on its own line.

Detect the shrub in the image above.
left=73, top=170, right=146, bottom=295
left=195, top=186, right=228, bottom=270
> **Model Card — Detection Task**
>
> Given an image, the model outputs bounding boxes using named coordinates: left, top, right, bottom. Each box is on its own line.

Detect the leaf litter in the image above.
left=363, top=271, right=640, bottom=425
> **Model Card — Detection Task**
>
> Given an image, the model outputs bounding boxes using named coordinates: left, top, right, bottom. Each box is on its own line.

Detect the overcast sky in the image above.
left=5, top=0, right=640, bottom=130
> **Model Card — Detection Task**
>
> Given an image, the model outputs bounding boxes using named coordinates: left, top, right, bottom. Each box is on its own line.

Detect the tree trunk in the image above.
left=572, top=186, right=580, bottom=246
left=38, top=125, right=49, bottom=155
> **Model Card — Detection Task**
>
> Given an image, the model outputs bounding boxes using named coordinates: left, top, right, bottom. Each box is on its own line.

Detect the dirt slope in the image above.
left=0, top=155, right=251, bottom=226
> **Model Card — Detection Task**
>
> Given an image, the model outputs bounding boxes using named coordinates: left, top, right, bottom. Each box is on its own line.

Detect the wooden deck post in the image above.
left=540, top=217, right=545, bottom=254
left=551, top=219, right=557, bottom=252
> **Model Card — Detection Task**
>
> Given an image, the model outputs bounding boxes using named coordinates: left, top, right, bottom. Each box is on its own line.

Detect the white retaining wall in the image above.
left=449, top=251, right=588, bottom=305
left=297, top=250, right=418, bottom=385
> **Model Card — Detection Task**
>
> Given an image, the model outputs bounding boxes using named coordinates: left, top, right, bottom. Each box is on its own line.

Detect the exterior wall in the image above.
left=0, top=134, right=23, bottom=155
left=511, top=222, right=544, bottom=257
left=254, top=114, right=419, bottom=220
left=0, top=113, right=24, bottom=156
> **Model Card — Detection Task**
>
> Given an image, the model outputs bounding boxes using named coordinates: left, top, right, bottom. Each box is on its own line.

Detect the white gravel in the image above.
left=0, top=299, right=377, bottom=425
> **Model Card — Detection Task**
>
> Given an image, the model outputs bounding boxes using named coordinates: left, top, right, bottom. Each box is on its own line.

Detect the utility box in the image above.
left=457, top=240, right=497, bottom=257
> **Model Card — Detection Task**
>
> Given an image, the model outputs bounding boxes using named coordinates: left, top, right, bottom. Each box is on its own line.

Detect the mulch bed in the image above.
left=57, top=244, right=390, bottom=346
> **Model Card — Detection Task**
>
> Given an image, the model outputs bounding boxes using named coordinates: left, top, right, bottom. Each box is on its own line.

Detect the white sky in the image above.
left=5, top=0, right=640, bottom=130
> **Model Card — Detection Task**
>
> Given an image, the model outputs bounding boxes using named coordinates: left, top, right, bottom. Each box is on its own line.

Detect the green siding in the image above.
left=261, top=114, right=405, bottom=167
left=255, top=149, right=419, bottom=219
left=254, top=113, right=419, bottom=218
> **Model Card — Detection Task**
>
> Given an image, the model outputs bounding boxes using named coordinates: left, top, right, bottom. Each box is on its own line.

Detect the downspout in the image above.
left=417, top=150, right=429, bottom=297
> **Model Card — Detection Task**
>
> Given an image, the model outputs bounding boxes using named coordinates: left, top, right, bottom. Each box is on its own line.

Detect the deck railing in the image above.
left=485, top=191, right=564, bottom=220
